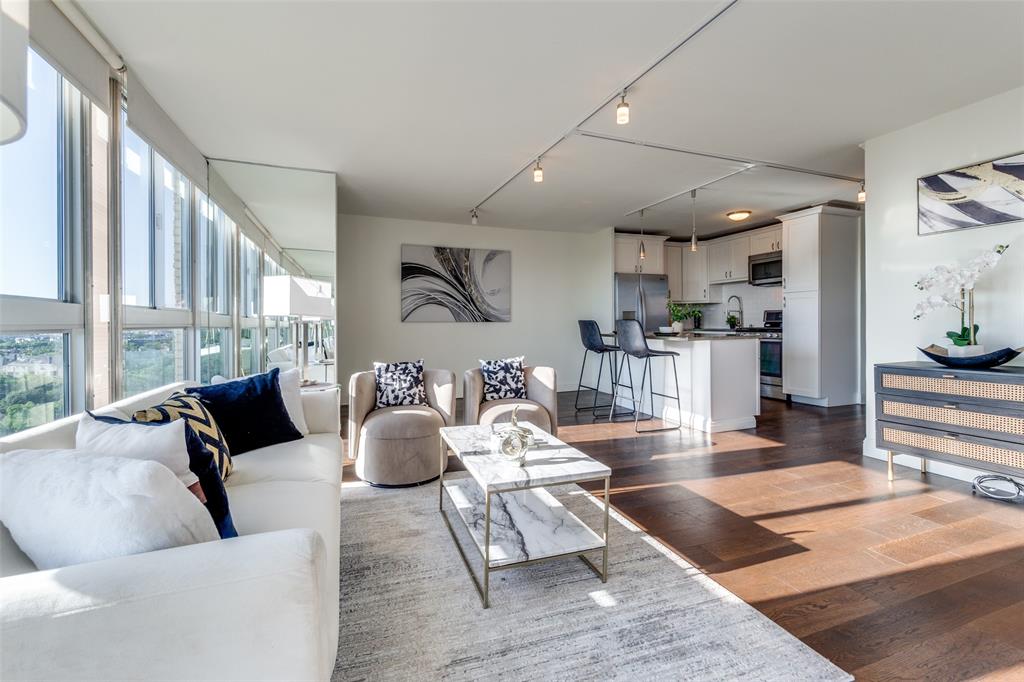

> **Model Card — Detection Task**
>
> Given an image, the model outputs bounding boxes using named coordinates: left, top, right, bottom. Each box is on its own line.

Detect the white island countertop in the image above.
left=604, top=333, right=761, bottom=433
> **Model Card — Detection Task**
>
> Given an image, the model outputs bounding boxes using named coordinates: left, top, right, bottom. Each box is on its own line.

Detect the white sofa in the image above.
left=0, top=382, right=342, bottom=681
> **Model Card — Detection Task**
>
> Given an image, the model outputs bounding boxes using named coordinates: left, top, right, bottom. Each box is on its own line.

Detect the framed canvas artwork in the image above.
left=400, top=244, right=511, bottom=322
left=918, top=152, right=1024, bottom=235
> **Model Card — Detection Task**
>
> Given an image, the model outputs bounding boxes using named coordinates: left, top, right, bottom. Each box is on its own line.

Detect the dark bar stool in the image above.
left=611, top=319, right=682, bottom=433
left=574, top=320, right=634, bottom=417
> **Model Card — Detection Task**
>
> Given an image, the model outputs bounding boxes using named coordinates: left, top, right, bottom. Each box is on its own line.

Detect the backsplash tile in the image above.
left=701, top=282, right=783, bottom=328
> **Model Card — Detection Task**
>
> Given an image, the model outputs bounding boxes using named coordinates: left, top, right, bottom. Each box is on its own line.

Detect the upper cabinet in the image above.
left=749, top=228, right=782, bottom=256
left=681, top=246, right=710, bottom=303
left=782, top=214, right=820, bottom=292
left=708, top=235, right=749, bottom=284
left=614, top=234, right=668, bottom=275
left=665, top=244, right=683, bottom=301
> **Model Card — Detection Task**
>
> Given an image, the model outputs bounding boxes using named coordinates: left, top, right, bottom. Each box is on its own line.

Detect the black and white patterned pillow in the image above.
left=373, top=360, right=427, bottom=408
left=479, top=356, right=526, bottom=402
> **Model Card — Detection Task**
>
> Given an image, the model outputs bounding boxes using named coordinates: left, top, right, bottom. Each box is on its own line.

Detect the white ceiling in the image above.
left=80, top=0, right=1024, bottom=237
left=208, top=159, right=336, bottom=277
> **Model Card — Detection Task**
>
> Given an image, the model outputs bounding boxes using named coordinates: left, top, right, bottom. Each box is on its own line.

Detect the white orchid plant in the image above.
left=913, top=244, right=1009, bottom=346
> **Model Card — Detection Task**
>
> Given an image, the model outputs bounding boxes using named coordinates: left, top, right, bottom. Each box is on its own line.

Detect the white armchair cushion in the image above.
left=278, top=368, right=310, bottom=435
left=0, top=450, right=218, bottom=570
left=76, top=411, right=198, bottom=487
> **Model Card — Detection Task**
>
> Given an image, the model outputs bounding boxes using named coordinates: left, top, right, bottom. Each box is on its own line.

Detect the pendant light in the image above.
left=616, top=91, right=630, bottom=125
left=638, top=209, right=646, bottom=261
left=470, top=209, right=479, bottom=225
left=533, top=159, right=544, bottom=183
left=690, top=189, right=698, bottom=252
left=857, top=183, right=866, bottom=203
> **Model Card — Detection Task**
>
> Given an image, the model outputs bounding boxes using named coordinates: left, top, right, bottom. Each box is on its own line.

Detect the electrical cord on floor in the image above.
left=972, top=474, right=1024, bottom=503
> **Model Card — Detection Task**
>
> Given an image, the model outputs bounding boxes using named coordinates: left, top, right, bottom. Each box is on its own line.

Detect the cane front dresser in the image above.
left=875, top=362, right=1024, bottom=480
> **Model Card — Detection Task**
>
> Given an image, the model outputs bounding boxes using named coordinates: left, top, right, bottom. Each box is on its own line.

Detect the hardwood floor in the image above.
left=343, top=392, right=1024, bottom=680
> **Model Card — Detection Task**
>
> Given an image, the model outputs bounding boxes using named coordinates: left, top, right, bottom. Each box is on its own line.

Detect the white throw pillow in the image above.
left=0, top=450, right=218, bottom=570
left=75, top=412, right=198, bottom=487
left=278, top=368, right=309, bottom=435
left=210, top=369, right=308, bottom=435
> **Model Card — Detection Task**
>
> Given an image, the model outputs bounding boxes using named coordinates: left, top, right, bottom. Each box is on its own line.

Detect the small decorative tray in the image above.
left=653, top=331, right=679, bottom=337
left=918, top=344, right=1023, bottom=370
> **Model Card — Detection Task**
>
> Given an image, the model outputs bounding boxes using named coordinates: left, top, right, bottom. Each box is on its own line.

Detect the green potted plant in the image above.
left=667, top=302, right=685, bottom=333
left=726, top=313, right=740, bottom=329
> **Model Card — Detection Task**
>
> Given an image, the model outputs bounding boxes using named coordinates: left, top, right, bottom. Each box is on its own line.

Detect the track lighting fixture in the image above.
left=616, top=92, right=630, bottom=125
left=470, top=209, right=479, bottom=225
left=690, top=190, right=698, bottom=252
left=726, top=210, right=751, bottom=222
left=533, top=159, right=543, bottom=183
left=857, top=183, right=866, bottom=203
left=639, top=209, right=646, bottom=261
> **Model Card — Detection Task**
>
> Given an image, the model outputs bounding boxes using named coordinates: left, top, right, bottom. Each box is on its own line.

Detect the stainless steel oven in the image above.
left=759, top=337, right=784, bottom=400
left=759, top=310, right=784, bottom=400
left=749, top=251, right=783, bottom=286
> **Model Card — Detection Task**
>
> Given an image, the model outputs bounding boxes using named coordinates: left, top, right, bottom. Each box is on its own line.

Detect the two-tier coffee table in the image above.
left=438, top=422, right=611, bottom=608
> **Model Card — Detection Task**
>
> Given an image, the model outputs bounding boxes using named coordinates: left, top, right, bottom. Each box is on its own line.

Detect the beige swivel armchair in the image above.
left=464, top=366, right=558, bottom=436
left=348, top=369, right=456, bottom=486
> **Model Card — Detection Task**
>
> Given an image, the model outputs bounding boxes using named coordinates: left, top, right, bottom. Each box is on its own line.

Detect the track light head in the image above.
left=616, top=93, right=630, bottom=125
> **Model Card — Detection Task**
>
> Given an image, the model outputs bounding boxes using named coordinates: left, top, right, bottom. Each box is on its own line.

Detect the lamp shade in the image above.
left=263, top=275, right=334, bottom=318
left=0, top=0, right=29, bottom=145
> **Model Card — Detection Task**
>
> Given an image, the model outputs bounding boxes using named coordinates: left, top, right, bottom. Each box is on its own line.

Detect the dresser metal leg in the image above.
left=920, top=457, right=928, bottom=474
left=887, top=450, right=895, bottom=482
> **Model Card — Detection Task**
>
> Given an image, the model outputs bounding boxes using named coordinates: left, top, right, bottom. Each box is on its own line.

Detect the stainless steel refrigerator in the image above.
left=614, top=274, right=669, bottom=333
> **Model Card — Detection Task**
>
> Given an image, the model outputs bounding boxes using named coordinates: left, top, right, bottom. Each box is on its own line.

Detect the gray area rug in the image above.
left=334, top=476, right=852, bottom=681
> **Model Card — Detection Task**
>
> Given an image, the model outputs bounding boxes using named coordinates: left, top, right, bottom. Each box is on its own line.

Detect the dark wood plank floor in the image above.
left=343, top=392, right=1024, bottom=680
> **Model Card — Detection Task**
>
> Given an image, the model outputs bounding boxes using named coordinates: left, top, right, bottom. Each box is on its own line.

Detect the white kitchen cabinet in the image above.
left=777, top=205, right=863, bottom=407
left=750, top=228, right=782, bottom=255
left=614, top=234, right=668, bottom=275
left=782, top=215, right=821, bottom=292
left=681, top=245, right=710, bottom=303
left=665, top=244, right=683, bottom=301
left=782, top=290, right=821, bottom=398
left=729, top=236, right=750, bottom=280
left=708, top=241, right=731, bottom=283
left=708, top=236, right=749, bottom=283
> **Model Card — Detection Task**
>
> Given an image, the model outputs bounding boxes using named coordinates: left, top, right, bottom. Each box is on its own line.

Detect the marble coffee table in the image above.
left=438, top=422, right=611, bottom=608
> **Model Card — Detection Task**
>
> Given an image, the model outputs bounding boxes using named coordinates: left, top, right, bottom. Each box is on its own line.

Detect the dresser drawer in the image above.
left=875, top=394, right=1024, bottom=445
left=875, top=366, right=1024, bottom=409
left=876, top=421, right=1024, bottom=477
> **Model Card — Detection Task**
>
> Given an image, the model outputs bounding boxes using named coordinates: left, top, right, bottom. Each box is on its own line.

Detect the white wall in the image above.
left=863, top=86, right=1024, bottom=481
left=336, top=214, right=615, bottom=403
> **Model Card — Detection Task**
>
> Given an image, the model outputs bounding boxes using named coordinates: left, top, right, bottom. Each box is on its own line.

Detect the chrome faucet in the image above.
left=726, top=295, right=743, bottom=328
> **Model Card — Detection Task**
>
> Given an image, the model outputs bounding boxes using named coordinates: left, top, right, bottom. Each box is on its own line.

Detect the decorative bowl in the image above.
left=658, top=326, right=674, bottom=334
left=917, top=344, right=1023, bottom=370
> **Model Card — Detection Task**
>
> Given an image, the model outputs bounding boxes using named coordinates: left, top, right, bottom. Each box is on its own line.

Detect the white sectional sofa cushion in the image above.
left=0, top=381, right=342, bottom=681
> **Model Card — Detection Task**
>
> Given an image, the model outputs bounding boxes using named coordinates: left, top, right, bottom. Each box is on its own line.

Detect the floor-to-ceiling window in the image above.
left=119, top=114, right=191, bottom=396
left=239, top=234, right=261, bottom=375
left=199, top=198, right=234, bottom=382
left=0, top=50, right=89, bottom=435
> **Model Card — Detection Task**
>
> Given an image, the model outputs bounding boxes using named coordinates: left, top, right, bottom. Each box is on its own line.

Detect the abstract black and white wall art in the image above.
left=918, top=152, right=1024, bottom=235
left=400, top=245, right=511, bottom=322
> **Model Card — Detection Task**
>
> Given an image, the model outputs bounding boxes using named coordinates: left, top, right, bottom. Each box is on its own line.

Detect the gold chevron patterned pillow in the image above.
left=134, top=392, right=233, bottom=479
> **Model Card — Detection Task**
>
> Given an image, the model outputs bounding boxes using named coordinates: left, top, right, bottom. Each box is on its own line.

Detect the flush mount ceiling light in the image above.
left=533, top=159, right=543, bottom=183
left=470, top=209, right=479, bottom=225
left=857, top=183, right=866, bottom=203
left=690, top=190, right=698, bottom=252
left=616, top=92, right=630, bottom=125
left=726, top=210, right=752, bottom=222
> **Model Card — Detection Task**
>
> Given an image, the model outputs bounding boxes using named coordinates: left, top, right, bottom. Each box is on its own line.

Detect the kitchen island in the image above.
left=608, top=333, right=761, bottom=433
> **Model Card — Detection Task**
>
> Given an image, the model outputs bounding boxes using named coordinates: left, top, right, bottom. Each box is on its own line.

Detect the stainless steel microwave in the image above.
left=748, top=251, right=783, bottom=286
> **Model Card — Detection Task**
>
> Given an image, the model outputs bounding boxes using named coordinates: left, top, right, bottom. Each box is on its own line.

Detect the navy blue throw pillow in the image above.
left=186, top=368, right=302, bottom=456
left=89, top=412, right=238, bottom=539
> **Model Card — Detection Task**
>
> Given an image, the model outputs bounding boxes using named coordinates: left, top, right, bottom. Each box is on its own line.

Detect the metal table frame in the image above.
left=438, top=434, right=611, bottom=608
